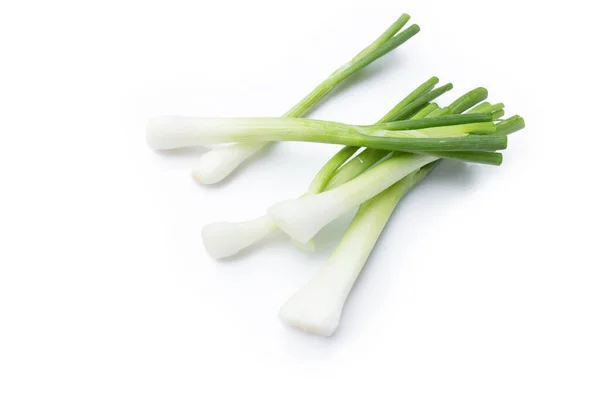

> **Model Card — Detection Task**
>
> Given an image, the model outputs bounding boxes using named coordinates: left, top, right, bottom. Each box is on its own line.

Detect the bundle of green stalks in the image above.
left=147, top=13, right=525, bottom=337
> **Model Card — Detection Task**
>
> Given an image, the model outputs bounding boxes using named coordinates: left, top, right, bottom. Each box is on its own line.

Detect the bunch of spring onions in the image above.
left=147, top=14, right=525, bottom=337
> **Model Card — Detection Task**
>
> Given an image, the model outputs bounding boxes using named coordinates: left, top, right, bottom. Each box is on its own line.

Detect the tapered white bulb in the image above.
left=201, top=216, right=279, bottom=259
left=278, top=194, right=396, bottom=336
left=191, top=143, right=267, bottom=184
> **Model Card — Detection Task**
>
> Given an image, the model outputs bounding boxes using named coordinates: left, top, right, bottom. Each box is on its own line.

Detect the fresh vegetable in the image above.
left=146, top=115, right=505, bottom=163
left=148, top=14, right=526, bottom=338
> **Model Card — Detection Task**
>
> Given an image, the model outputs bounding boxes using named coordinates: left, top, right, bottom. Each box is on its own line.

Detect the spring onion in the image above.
left=146, top=115, right=506, bottom=163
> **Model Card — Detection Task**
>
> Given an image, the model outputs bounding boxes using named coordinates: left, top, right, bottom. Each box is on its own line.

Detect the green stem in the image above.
left=306, top=146, right=359, bottom=195
left=377, top=113, right=492, bottom=130
left=350, top=159, right=440, bottom=236
left=427, top=107, right=449, bottom=117
left=325, top=100, right=442, bottom=190
left=487, top=103, right=505, bottom=113
left=492, top=109, right=505, bottom=120
left=424, top=151, right=502, bottom=165
left=379, top=77, right=440, bottom=122
left=412, top=103, right=439, bottom=119
left=386, top=83, right=454, bottom=121
left=468, top=102, right=491, bottom=113
left=351, top=14, right=412, bottom=65
left=447, top=87, right=489, bottom=114
left=495, top=115, right=525, bottom=135
left=234, top=125, right=508, bottom=152
left=284, top=19, right=418, bottom=118
left=342, top=25, right=420, bottom=77
left=325, top=148, right=390, bottom=190
left=470, top=102, right=504, bottom=114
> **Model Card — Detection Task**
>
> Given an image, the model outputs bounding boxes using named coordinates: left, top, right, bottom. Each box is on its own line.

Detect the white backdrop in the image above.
left=1, top=1, right=599, bottom=398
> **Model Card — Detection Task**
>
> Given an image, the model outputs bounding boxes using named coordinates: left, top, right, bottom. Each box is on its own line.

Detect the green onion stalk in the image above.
left=147, top=114, right=505, bottom=154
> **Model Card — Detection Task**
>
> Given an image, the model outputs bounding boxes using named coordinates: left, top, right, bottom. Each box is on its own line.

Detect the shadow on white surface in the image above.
left=425, top=159, right=477, bottom=188
left=210, top=230, right=290, bottom=264
left=149, top=146, right=210, bottom=169
left=279, top=322, right=339, bottom=353
left=322, top=53, right=407, bottom=117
